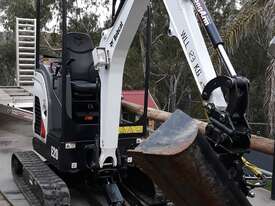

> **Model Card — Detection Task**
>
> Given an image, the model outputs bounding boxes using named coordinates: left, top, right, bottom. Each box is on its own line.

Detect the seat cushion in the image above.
left=64, top=32, right=97, bottom=82
left=71, top=80, right=97, bottom=92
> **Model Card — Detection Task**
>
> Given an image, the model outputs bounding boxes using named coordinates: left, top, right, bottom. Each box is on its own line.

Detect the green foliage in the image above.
left=68, top=13, right=102, bottom=44
left=124, top=35, right=144, bottom=90
left=221, top=0, right=275, bottom=137
left=0, top=0, right=56, bottom=31
left=136, top=1, right=200, bottom=113
left=230, top=35, right=270, bottom=136
left=124, top=0, right=242, bottom=115
left=265, top=180, right=272, bottom=191
left=0, top=39, right=16, bottom=85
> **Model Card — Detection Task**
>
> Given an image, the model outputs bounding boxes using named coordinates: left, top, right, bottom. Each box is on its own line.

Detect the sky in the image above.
left=0, top=11, right=5, bottom=31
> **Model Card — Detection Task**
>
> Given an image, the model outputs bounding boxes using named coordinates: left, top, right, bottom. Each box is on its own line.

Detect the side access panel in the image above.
left=33, top=134, right=99, bottom=173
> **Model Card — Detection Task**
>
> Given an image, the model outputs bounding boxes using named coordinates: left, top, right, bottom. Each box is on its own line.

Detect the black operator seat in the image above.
left=64, top=32, right=98, bottom=92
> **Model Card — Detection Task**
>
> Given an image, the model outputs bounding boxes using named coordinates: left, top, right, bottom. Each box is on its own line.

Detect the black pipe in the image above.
left=61, top=0, right=67, bottom=136
left=192, top=0, right=235, bottom=77
left=143, top=5, right=151, bottom=136
left=191, top=0, right=223, bottom=48
left=112, top=0, right=117, bottom=23
left=36, top=0, right=41, bottom=69
left=112, top=0, right=126, bottom=26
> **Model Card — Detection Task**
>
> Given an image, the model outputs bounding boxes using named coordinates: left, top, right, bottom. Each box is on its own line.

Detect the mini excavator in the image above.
left=12, top=0, right=255, bottom=205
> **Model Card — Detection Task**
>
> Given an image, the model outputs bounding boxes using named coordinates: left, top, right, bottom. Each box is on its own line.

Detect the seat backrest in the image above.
left=64, top=32, right=97, bottom=82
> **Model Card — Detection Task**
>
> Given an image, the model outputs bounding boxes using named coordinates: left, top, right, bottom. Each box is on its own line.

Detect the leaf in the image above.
left=221, top=0, right=263, bottom=53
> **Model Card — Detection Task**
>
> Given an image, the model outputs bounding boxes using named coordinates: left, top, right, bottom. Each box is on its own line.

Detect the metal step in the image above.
left=19, top=76, right=34, bottom=79
left=19, top=79, right=33, bottom=83
left=19, top=58, right=35, bottom=61
left=6, top=92, right=32, bottom=97
left=19, top=52, right=35, bottom=56
left=18, top=18, right=35, bottom=22
left=19, top=47, right=35, bottom=51
left=16, top=17, right=36, bottom=86
left=19, top=41, right=35, bottom=45
left=19, top=64, right=35, bottom=67
left=2, top=87, right=28, bottom=92
left=19, top=35, right=35, bottom=39
left=3, top=88, right=30, bottom=93
left=18, top=24, right=35, bottom=27
left=18, top=30, right=35, bottom=33
left=6, top=92, right=31, bottom=96
left=19, top=70, right=34, bottom=73
left=14, top=96, right=33, bottom=101
left=19, top=81, right=34, bottom=85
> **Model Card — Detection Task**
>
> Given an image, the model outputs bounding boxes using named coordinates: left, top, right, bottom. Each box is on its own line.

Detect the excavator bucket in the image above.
left=128, top=110, right=251, bottom=206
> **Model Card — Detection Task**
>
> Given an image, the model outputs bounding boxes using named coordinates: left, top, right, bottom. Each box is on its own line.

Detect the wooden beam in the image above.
left=121, top=100, right=274, bottom=155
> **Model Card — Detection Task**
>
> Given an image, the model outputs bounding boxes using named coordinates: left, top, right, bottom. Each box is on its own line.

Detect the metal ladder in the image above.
left=16, top=17, right=36, bottom=87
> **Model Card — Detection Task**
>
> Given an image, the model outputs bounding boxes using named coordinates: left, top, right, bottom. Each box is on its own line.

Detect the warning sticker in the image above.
left=119, top=126, right=143, bottom=134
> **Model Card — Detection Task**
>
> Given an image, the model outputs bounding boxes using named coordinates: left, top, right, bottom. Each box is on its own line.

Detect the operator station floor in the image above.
left=0, top=113, right=274, bottom=206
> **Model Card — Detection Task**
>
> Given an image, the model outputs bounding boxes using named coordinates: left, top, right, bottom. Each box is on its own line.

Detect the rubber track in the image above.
left=12, top=151, right=70, bottom=206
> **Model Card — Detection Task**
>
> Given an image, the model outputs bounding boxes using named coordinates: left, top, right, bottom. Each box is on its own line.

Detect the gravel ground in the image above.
left=248, top=188, right=275, bottom=206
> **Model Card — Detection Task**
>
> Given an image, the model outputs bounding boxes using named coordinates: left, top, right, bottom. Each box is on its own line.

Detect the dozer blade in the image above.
left=128, top=110, right=251, bottom=206
left=11, top=151, right=70, bottom=206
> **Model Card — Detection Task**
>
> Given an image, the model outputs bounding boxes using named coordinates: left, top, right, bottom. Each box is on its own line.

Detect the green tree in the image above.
left=0, top=40, right=16, bottom=85
left=124, top=0, right=241, bottom=114
left=220, top=0, right=275, bottom=136
left=0, top=0, right=56, bottom=31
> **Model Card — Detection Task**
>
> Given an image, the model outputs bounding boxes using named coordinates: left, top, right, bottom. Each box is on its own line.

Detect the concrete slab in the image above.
left=0, top=191, right=11, bottom=206
left=249, top=188, right=275, bottom=206
left=0, top=114, right=32, bottom=206
left=0, top=87, right=33, bottom=108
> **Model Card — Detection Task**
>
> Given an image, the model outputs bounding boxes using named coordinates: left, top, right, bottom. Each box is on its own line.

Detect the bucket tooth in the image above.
left=129, top=110, right=251, bottom=206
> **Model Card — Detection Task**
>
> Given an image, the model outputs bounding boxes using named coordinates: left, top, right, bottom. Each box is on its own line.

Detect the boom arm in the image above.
left=162, top=0, right=227, bottom=108
left=93, top=0, right=150, bottom=167
left=93, top=0, right=248, bottom=168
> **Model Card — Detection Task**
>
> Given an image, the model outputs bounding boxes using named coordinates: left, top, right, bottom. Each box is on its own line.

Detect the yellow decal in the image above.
left=119, top=126, right=144, bottom=134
